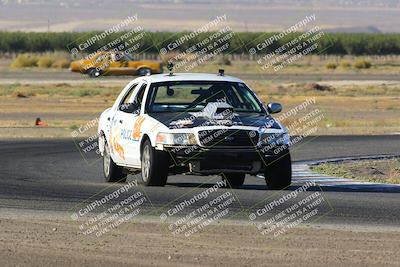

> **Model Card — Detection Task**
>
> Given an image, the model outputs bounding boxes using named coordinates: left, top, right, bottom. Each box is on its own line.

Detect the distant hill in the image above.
left=326, top=26, right=382, bottom=33
left=0, top=0, right=399, bottom=32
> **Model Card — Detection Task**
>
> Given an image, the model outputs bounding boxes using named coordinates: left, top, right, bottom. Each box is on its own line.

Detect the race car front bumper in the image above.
left=162, top=145, right=289, bottom=175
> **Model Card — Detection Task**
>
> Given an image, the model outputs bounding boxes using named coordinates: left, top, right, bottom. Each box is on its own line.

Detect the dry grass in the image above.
left=0, top=83, right=121, bottom=97
left=0, top=81, right=399, bottom=137
left=187, top=55, right=400, bottom=74
left=248, top=81, right=400, bottom=97
left=312, top=159, right=400, bottom=184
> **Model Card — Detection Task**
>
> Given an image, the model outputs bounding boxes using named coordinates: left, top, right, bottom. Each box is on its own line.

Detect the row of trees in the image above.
left=0, top=31, right=399, bottom=55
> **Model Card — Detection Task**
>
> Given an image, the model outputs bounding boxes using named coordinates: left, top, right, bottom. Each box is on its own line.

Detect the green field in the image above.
left=1, top=31, right=400, bottom=55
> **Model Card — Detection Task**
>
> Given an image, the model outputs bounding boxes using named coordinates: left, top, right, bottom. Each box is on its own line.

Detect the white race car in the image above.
left=98, top=71, right=292, bottom=189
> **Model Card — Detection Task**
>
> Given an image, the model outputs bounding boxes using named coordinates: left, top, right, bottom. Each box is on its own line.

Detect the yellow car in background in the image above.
left=70, top=51, right=163, bottom=78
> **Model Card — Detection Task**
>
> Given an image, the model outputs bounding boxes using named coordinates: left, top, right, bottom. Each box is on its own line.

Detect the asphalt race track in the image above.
left=0, top=135, right=399, bottom=227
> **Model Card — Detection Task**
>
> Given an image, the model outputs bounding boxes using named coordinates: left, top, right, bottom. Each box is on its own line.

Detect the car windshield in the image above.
left=147, top=81, right=264, bottom=113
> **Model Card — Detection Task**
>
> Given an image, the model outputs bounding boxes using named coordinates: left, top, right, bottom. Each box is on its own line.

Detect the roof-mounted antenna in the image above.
left=167, top=62, right=174, bottom=76
left=218, top=69, right=225, bottom=76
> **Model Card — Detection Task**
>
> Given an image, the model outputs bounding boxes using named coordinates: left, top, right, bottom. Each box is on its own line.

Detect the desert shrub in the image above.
left=11, top=53, right=71, bottom=69
left=340, top=60, right=351, bottom=68
left=10, top=54, right=38, bottom=68
left=52, top=58, right=71, bottom=68
left=73, top=89, right=101, bottom=97
left=218, top=56, right=232, bottom=66
left=305, top=83, right=333, bottom=92
left=69, top=124, right=78, bottom=130
left=37, top=56, right=55, bottom=68
left=353, top=59, right=372, bottom=69
left=325, top=62, right=337, bottom=69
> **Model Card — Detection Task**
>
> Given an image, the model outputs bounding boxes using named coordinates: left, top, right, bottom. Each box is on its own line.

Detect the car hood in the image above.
left=148, top=112, right=282, bottom=130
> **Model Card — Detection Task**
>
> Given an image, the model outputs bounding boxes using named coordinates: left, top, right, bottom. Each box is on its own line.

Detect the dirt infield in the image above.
left=0, top=216, right=399, bottom=267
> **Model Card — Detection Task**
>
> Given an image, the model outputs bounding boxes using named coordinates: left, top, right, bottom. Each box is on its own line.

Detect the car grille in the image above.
left=198, top=129, right=259, bottom=148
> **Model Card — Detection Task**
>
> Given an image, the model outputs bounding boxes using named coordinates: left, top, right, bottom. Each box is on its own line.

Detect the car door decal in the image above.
left=109, top=121, right=125, bottom=160
left=132, top=116, right=145, bottom=140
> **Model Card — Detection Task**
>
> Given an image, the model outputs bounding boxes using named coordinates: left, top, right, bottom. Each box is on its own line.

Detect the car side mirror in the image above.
left=267, top=102, right=282, bottom=114
left=119, top=102, right=140, bottom=114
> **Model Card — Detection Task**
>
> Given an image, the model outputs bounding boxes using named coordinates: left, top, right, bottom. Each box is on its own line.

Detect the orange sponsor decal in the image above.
left=132, top=116, right=145, bottom=140
left=113, top=141, right=125, bottom=160
left=110, top=128, right=125, bottom=160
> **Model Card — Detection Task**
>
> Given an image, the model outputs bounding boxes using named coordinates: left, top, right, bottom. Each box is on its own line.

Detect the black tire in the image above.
left=141, top=140, right=169, bottom=186
left=87, top=68, right=101, bottom=78
left=223, top=173, right=245, bottom=188
left=138, top=67, right=151, bottom=76
left=264, top=152, right=292, bottom=190
left=103, top=140, right=127, bottom=183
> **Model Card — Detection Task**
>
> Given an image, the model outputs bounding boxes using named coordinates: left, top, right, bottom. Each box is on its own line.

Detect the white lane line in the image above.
left=293, top=178, right=352, bottom=182
left=293, top=173, right=332, bottom=177
left=293, top=179, right=354, bottom=185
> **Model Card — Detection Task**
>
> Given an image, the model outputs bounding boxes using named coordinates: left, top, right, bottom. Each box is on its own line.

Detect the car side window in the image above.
left=126, top=83, right=147, bottom=115
left=133, top=83, right=147, bottom=107
left=119, top=84, right=138, bottom=112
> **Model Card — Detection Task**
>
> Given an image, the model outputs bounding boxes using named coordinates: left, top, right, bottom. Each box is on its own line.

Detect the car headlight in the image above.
left=259, top=132, right=290, bottom=146
left=156, top=132, right=197, bottom=145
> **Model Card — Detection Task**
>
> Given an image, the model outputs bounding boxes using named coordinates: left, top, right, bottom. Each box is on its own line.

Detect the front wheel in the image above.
left=264, top=152, right=292, bottom=190
left=87, top=68, right=101, bottom=78
left=103, top=140, right=127, bottom=183
left=141, top=140, right=169, bottom=186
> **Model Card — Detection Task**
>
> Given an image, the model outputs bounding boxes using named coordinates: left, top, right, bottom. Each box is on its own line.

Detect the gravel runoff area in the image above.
left=0, top=212, right=399, bottom=267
